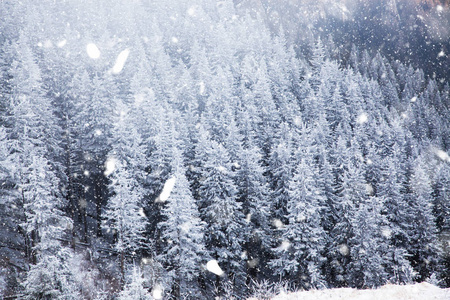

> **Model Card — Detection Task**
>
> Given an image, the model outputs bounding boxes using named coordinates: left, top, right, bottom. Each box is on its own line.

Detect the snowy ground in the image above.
left=251, top=283, right=449, bottom=300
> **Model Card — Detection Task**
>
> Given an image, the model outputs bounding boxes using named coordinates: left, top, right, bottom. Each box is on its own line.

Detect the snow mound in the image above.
left=255, top=283, right=449, bottom=300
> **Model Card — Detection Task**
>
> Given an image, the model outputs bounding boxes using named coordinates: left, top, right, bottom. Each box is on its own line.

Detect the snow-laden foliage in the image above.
left=0, top=0, right=449, bottom=298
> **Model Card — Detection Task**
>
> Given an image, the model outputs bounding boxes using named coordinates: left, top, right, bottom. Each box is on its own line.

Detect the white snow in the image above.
left=156, top=176, right=176, bottom=202
left=180, top=221, right=192, bottom=233
left=43, top=40, right=53, bottom=48
left=278, top=240, right=291, bottom=251
left=356, top=112, right=368, bottom=124
left=338, top=244, right=349, bottom=256
left=134, top=93, right=145, bottom=106
left=260, top=283, right=449, bottom=300
left=86, top=43, right=101, bottom=59
left=112, top=49, right=130, bottom=74
left=433, top=148, right=450, bottom=162
left=206, top=260, right=224, bottom=276
left=273, top=219, right=284, bottom=229
left=247, top=258, right=259, bottom=268
left=410, top=96, right=417, bottom=102
left=381, top=228, right=392, bottom=239
left=297, top=214, right=307, bottom=222
left=217, top=166, right=227, bottom=172
left=199, top=81, right=206, bottom=95
left=365, top=183, right=374, bottom=195
left=104, top=157, right=117, bottom=176
left=139, top=208, right=146, bottom=218
left=187, top=6, right=196, bottom=16
left=152, top=285, right=163, bottom=299
left=57, top=39, right=67, bottom=48
left=245, top=213, right=252, bottom=223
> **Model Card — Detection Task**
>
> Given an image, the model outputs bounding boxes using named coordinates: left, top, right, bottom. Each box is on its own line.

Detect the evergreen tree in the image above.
left=102, top=159, right=148, bottom=282
left=271, top=155, right=327, bottom=289
left=21, top=154, right=80, bottom=299
left=236, top=140, right=272, bottom=282
left=408, top=157, right=440, bottom=281
left=118, top=265, right=152, bottom=300
left=348, top=194, right=388, bottom=288
left=377, top=144, right=416, bottom=283
left=268, top=125, right=294, bottom=226
left=158, top=148, right=207, bottom=299
left=196, top=128, right=246, bottom=296
left=71, top=72, right=117, bottom=238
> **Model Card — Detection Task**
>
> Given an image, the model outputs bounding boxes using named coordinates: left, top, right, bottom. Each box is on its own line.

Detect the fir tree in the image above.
left=158, top=148, right=207, bottom=299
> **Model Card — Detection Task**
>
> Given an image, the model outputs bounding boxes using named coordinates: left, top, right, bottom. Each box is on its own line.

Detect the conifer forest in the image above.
left=0, top=1, right=449, bottom=299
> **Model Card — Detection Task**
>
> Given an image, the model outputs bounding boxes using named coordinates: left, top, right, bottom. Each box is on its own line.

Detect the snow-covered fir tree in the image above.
left=157, top=147, right=207, bottom=299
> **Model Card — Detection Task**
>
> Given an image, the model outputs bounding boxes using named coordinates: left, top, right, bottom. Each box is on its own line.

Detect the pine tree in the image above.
left=327, top=136, right=365, bottom=287
left=102, top=159, right=148, bottom=282
left=348, top=194, right=388, bottom=288
left=21, top=154, right=80, bottom=299
left=433, top=163, right=450, bottom=286
left=408, top=157, right=440, bottom=281
left=118, top=265, right=152, bottom=300
left=196, top=128, right=246, bottom=296
left=236, top=140, right=272, bottom=282
left=71, top=72, right=117, bottom=237
left=268, top=125, right=294, bottom=226
left=377, top=144, right=416, bottom=284
left=271, top=155, right=327, bottom=289
left=158, top=148, right=207, bottom=299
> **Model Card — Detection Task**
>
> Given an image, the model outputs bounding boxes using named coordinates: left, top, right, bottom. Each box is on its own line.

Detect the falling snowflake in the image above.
left=199, top=81, right=206, bottom=95
left=217, top=166, right=226, bottom=172
left=139, top=208, right=146, bottom=218
left=278, top=240, right=291, bottom=251
left=206, top=260, right=224, bottom=276
left=152, top=285, right=163, bottom=300
left=382, top=228, right=392, bottom=239
left=86, top=43, right=100, bottom=59
left=434, top=148, right=450, bottom=162
left=104, top=157, right=117, bottom=176
left=156, top=176, right=176, bottom=202
left=57, top=39, right=67, bottom=48
left=245, top=213, right=252, bottom=223
left=338, top=244, right=349, bottom=256
left=112, top=49, right=130, bottom=74
left=273, top=219, right=284, bottom=229
left=187, top=6, right=196, bottom=16
left=356, top=112, right=368, bottom=124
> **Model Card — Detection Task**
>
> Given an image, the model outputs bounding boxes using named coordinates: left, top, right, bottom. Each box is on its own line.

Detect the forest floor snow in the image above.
left=252, top=282, right=449, bottom=300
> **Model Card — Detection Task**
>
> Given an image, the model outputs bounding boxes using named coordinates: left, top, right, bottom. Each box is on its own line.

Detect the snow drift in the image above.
left=253, top=283, right=449, bottom=300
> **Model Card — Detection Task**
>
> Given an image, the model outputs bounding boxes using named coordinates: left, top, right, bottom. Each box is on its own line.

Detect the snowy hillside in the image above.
left=256, top=283, right=450, bottom=300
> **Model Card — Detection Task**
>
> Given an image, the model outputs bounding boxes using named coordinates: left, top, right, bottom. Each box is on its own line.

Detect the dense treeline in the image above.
left=240, top=0, right=450, bottom=83
left=0, top=0, right=449, bottom=299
